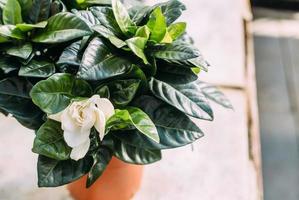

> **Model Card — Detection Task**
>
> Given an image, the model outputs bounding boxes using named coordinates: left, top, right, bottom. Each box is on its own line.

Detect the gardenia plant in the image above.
left=0, top=0, right=232, bottom=188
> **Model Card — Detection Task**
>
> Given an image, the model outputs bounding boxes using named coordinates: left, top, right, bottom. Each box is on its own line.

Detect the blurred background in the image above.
left=2, top=0, right=299, bottom=199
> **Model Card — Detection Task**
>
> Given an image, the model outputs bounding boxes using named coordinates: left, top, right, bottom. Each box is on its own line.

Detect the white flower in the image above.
left=48, top=95, right=114, bottom=161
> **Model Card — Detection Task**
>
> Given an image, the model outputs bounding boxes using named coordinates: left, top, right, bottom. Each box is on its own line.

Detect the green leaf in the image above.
left=112, top=136, right=161, bottom=164
left=33, top=119, right=71, bottom=160
left=92, top=25, right=126, bottom=48
left=0, top=25, right=25, bottom=41
left=56, top=40, right=81, bottom=72
left=167, top=22, right=186, bottom=40
left=146, top=7, right=167, bottom=43
left=19, top=60, right=55, bottom=78
left=150, top=42, right=199, bottom=61
left=18, top=0, right=33, bottom=15
left=149, top=78, right=213, bottom=120
left=111, top=0, right=135, bottom=36
left=4, top=42, right=32, bottom=59
left=135, top=25, right=150, bottom=39
left=86, top=147, right=112, bottom=187
left=126, top=37, right=148, bottom=64
left=159, top=0, right=186, bottom=25
left=2, top=0, right=22, bottom=25
left=90, top=6, right=123, bottom=37
left=30, top=73, right=92, bottom=114
left=73, top=10, right=100, bottom=27
left=28, top=0, right=51, bottom=24
left=114, top=95, right=203, bottom=150
left=78, top=37, right=133, bottom=81
left=106, top=107, right=159, bottom=143
left=95, top=79, right=140, bottom=107
left=16, top=21, right=47, bottom=32
left=198, top=81, right=233, bottom=109
left=0, top=77, right=43, bottom=119
left=164, top=56, right=209, bottom=72
left=32, top=12, right=92, bottom=43
left=37, top=155, right=93, bottom=187
left=14, top=111, right=44, bottom=130
left=0, top=58, right=19, bottom=74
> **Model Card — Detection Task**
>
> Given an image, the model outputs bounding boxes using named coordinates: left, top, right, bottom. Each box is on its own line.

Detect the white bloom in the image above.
left=49, top=95, right=114, bottom=161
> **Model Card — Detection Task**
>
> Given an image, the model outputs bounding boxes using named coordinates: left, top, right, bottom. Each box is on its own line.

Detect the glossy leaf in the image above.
left=37, top=155, right=93, bottom=187
left=14, top=112, right=44, bottom=130
left=56, top=40, right=81, bottom=72
left=159, top=0, right=186, bottom=25
left=146, top=7, right=167, bottom=43
left=198, top=80, right=233, bottom=109
left=149, top=78, right=213, bottom=120
left=4, top=42, right=32, bottom=59
left=106, top=107, right=159, bottom=143
left=2, top=0, right=22, bottom=25
left=32, top=12, right=92, bottom=43
left=114, top=95, right=204, bottom=150
left=78, top=37, right=133, bottom=81
left=28, top=0, right=51, bottom=24
left=135, top=25, right=150, bottom=39
left=0, top=77, right=42, bottom=119
left=112, top=0, right=135, bottom=35
left=90, top=6, right=123, bottom=37
left=0, top=58, right=19, bottom=74
left=150, top=42, right=199, bottom=61
left=0, top=25, right=25, bottom=41
left=16, top=21, right=47, bottom=32
left=30, top=73, right=92, bottom=114
left=33, top=119, right=71, bottom=160
left=73, top=10, right=100, bottom=27
left=92, top=25, right=126, bottom=48
left=112, top=136, right=161, bottom=164
left=19, top=60, right=55, bottom=78
left=126, top=37, right=148, bottom=64
left=95, top=79, right=141, bottom=107
left=86, top=147, right=112, bottom=187
left=167, top=22, right=186, bottom=40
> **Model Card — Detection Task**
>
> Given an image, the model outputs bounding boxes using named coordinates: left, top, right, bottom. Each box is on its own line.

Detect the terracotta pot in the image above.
left=67, top=157, right=143, bottom=200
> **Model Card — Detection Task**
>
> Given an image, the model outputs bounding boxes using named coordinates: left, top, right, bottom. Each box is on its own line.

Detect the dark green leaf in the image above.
left=150, top=42, right=199, bottom=61
left=19, top=60, right=55, bottom=78
left=4, top=42, right=32, bottom=59
left=78, top=37, right=133, bottom=81
left=28, top=0, right=51, bottom=24
left=159, top=0, right=186, bottom=25
left=0, top=58, right=19, bottom=74
left=17, top=0, right=33, bottom=16
left=112, top=0, right=135, bottom=36
left=73, top=10, right=100, bottom=27
left=0, top=77, right=42, bottom=119
left=30, top=73, right=92, bottom=114
left=2, top=0, right=22, bottom=25
left=198, top=81, right=233, bottom=109
left=32, top=12, right=92, bottom=43
left=112, top=136, right=161, bottom=164
left=106, top=107, right=159, bottom=143
left=114, top=95, right=203, bottom=150
left=33, top=119, right=71, bottom=160
left=90, top=6, right=123, bottom=37
left=95, top=79, right=140, bottom=107
left=56, top=40, right=81, bottom=72
left=86, top=147, right=112, bottom=187
left=37, top=155, right=93, bottom=187
left=14, top=111, right=44, bottom=130
left=92, top=25, right=126, bottom=48
left=149, top=78, right=213, bottom=120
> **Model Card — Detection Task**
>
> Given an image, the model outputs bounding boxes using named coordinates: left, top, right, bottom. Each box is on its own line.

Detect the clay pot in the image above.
left=67, top=157, right=143, bottom=200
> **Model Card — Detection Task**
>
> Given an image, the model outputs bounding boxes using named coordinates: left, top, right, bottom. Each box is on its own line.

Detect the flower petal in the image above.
left=93, top=97, right=115, bottom=119
left=81, top=106, right=96, bottom=131
left=61, top=109, right=81, bottom=132
left=70, top=139, right=90, bottom=161
left=94, top=109, right=106, bottom=141
left=64, top=129, right=90, bottom=147
left=48, top=111, right=63, bottom=122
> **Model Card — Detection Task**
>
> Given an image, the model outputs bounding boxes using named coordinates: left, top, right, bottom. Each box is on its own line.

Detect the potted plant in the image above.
left=0, top=0, right=232, bottom=199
